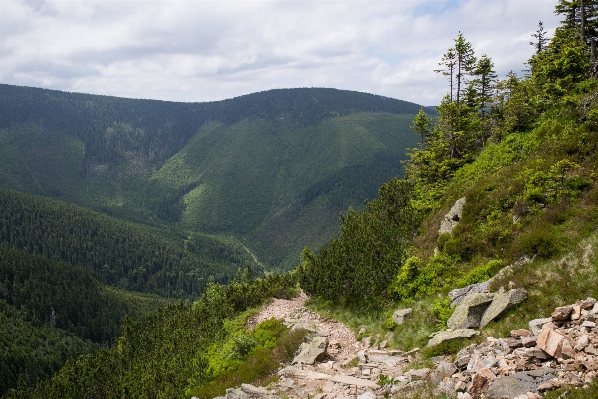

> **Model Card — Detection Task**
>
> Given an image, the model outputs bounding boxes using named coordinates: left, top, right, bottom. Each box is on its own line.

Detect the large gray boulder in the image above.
left=479, top=288, right=527, bottom=328
left=391, top=308, right=412, bottom=325
left=439, top=197, right=466, bottom=235
left=427, top=329, right=480, bottom=347
left=292, top=336, right=328, bottom=365
left=447, top=293, right=495, bottom=330
left=486, top=369, right=556, bottom=399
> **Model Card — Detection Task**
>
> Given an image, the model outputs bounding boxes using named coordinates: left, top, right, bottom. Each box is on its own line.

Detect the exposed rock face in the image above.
left=293, top=336, right=329, bottom=365
left=391, top=308, right=412, bottom=325
left=439, top=197, right=466, bottom=235
left=449, top=281, right=491, bottom=307
left=486, top=369, right=556, bottom=399
left=479, top=288, right=528, bottom=328
left=447, top=293, right=495, bottom=330
left=427, top=329, right=480, bottom=347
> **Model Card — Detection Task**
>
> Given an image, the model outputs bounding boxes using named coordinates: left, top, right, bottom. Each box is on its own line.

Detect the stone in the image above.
left=571, top=305, right=582, bottom=320
left=529, top=318, right=552, bottom=336
left=427, top=329, right=480, bottom=347
left=455, top=380, right=468, bottom=391
left=447, top=293, right=495, bottom=330
left=537, top=327, right=565, bottom=358
left=241, top=384, right=269, bottom=396
left=486, top=369, right=556, bottom=399
left=521, top=336, right=537, bottom=347
left=581, top=298, right=597, bottom=309
left=468, top=373, right=490, bottom=397
left=391, top=308, right=412, bottom=325
left=592, top=302, right=598, bottom=315
left=330, top=375, right=380, bottom=388
left=575, top=335, right=590, bottom=351
left=511, top=329, right=532, bottom=338
left=356, top=391, right=376, bottom=399
left=561, top=339, right=576, bottom=359
left=480, top=289, right=528, bottom=328
left=581, top=320, right=597, bottom=328
left=439, top=197, right=466, bottom=235
left=292, top=336, right=328, bottom=365
left=449, top=281, right=491, bottom=307
left=436, top=361, right=458, bottom=378
left=551, top=306, right=573, bottom=322
left=457, top=392, right=473, bottom=399
left=278, top=366, right=332, bottom=380
left=405, top=368, right=431, bottom=381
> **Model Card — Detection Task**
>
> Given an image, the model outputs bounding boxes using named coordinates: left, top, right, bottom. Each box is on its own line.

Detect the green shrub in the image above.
left=513, top=225, right=561, bottom=259
left=430, top=298, right=453, bottom=329
left=455, top=259, right=503, bottom=287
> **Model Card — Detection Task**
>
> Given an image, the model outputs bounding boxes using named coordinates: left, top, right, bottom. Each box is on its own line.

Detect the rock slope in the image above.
left=204, top=296, right=598, bottom=399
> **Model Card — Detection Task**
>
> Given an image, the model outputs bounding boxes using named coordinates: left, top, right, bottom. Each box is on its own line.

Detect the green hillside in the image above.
left=7, top=12, right=598, bottom=399
left=0, top=86, right=423, bottom=269
left=0, top=188, right=257, bottom=297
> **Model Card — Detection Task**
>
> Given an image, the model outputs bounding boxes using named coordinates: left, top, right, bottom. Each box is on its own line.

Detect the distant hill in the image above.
left=0, top=84, right=426, bottom=269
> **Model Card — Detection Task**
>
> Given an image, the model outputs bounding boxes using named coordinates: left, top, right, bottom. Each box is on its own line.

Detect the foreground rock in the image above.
left=293, top=336, right=329, bottom=365
left=218, top=298, right=598, bottom=399
left=439, top=197, right=466, bottom=235
left=427, top=329, right=480, bottom=347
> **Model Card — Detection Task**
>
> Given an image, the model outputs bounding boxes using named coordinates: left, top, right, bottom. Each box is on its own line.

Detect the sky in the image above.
left=1, top=0, right=562, bottom=106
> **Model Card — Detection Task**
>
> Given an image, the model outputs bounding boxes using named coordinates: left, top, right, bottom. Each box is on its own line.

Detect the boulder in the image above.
left=479, top=288, right=528, bottom=328
left=292, top=336, right=328, bottom=365
left=486, top=369, right=556, bottom=399
left=468, top=373, right=490, bottom=397
left=551, top=306, right=572, bottom=321
left=447, top=293, right=495, bottom=330
left=427, top=329, right=480, bottom=347
left=528, top=318, right=552, bottom=335
left=537, top=327, right=565, bottom=358
left=449, top=281, right=491, bottom=307
left=439, top=197, right=466, bottom=235
left=391, top=308, right=412, bottom=325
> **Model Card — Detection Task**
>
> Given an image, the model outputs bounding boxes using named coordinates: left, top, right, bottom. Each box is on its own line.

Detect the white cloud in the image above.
left=0, top=0, right=561, bottom=105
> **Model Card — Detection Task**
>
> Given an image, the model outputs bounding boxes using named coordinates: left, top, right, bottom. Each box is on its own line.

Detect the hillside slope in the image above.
left=0, top=85, right=424, bottom=269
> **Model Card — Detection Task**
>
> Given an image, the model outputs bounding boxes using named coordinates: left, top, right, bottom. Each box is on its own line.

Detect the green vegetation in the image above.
left=9, top=1, right=598, bottom=397
left=2, top=273, right=297, bottom=399
left=0, top=86, right=423, bottom=270
left=0, top=188, right=257, bottom=297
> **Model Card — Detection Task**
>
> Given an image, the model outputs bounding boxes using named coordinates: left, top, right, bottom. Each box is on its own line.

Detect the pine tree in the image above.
left=454, top=32, right=477, bottom=106
left=410, top=108, right=432, bottom=149
left=530, top=21, right=549, bottom=54
left=469, top=55, right=498, bottom=119
left=435, top=48, right=457, bottom=102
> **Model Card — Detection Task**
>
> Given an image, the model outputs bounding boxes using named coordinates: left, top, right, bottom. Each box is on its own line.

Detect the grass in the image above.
left=189, top=319, right=309, bottom=399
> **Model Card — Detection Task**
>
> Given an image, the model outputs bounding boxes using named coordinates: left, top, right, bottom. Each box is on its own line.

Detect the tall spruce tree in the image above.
left=454, top=32, right=477, bottom=106
left=530, top=21, right=549, bottom=54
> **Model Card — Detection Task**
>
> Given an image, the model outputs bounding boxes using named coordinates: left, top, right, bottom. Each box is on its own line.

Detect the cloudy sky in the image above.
left=1, top=0, right=561, bottom=106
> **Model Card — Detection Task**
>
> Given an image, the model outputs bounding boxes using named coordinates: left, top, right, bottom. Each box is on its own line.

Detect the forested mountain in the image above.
left=0, top=85, right=425, bottom=269
left=7, top=2, right=598, bottom=397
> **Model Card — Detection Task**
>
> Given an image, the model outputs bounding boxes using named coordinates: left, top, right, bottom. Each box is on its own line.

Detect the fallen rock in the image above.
left=551, top=306, right=572, bottom=322
left=486, top=369, right=556, bottom=399
left=528, top=318, right=552, bottom=335
left=330, top=375, right=380, bottom=388
left=427, top=329, right=480, bottom=347
left=468, top=373, right=490, bottom=397
left=449, top=281, right=491, bottom=307
left=391, top=308, right=412, bottom=325
left=447, top=293, right=495, bottom=330
left=439, top=197, right=466, bottom=235
left=479, top=288, right=528, bottom=328
left=537, top=327, right=565, bottom=358
left=292, top=336, right=328, bottom=365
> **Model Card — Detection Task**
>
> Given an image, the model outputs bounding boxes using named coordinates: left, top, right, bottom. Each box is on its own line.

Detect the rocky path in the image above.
left=216, top=293, right=598, bottom=399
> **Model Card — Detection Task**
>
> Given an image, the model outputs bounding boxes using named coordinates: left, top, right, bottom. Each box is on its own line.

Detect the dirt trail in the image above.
left=247, top=291, right=361, bottom=364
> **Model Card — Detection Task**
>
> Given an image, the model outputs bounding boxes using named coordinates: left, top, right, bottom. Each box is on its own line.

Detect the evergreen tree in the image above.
left=435, top=48, right=457, bottom=102
left=469, top=55, right=498, bottom=119
left=410, top=108, right=432, bottom=149
left=530, top=21, right=549, bottom=54
left=454, top=32, right=477, bottom=106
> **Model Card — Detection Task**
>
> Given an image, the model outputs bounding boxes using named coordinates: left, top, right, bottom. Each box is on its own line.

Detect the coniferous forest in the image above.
left=6, top=0, right=598, bottom=398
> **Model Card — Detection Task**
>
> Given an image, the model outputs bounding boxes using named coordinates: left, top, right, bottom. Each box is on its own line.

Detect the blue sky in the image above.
left=1, top=0, right=561, bottom=106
